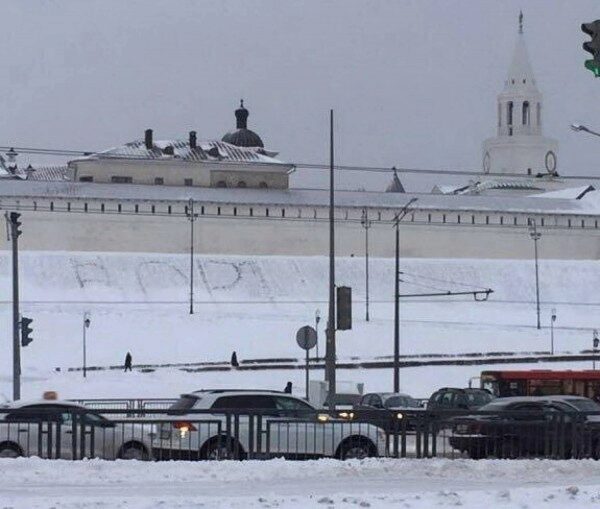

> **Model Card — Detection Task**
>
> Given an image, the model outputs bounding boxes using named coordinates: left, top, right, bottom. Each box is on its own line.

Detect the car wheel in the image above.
left=202, top=437, right=245, bottom=460
left=338, top=438, right=377, bottom=460
left=0, top=444, right=21, bottom=458
left=119, top=444, right=149, bottom=461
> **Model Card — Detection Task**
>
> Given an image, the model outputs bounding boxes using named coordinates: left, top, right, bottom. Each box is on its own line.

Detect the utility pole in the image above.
left=325, top=109, right=336, bottom=412
left=8, top=212, right=22, bottom=400
left=393, top=198, right=418, bottom=393
left=361, top=209, right=372, bottom=322
left=187, top=198, right=197, bottom=315
left=528, top=219, right=542, bottom=330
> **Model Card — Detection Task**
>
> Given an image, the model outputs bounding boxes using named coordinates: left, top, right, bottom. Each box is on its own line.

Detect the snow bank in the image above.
left=1, top=457, right=600, bottom=508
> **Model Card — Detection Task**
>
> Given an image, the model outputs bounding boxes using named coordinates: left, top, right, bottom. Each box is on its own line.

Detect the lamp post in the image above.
left=186, top=198, right=198, bottom=315
left=83, top=312, right=91, bottom=378
left=393, top=197, right=418, bottom=393
left=528, top=218, right=542, bottom=330
left=550, top=308, right=556, bottom=355
left=360, top=209, right=372, bottom=322
left=571, top=123, right=600, bottom=138
left=594, top=329, right=599, bottom=371
left=315, top=308, right=321, bottom=359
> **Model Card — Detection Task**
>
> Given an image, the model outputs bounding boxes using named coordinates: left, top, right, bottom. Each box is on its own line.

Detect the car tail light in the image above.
left=173, top=421, right=197, bottom=438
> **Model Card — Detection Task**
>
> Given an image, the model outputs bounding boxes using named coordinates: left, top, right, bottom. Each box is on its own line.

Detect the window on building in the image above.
left=217, top=207, right=221, bottom=215
left=259, top=182, right=268, bottom=189
left=537, top=103, right=541, bottom=126
left=168, top=205, right=171, bottom=214
left=582, top=220, right=585, bottom=228
left=118, top=204, right=122, bottom=213
left=216, top=180, right=226, bottom=188
left=443, top=214, right=446, bottom=223
left=185, top=178, right=193, bottom=187
left=522, top=101, right=529, bottom=125
left=201, top=206, right=205, bottom=215
left=67, top=202, right=71, bottom=212
left=250, top=208, right=253, bottom=217
left=151, top=205, right=155, bottom=214
left=266, top=208, right=269, bottom=217
left=507, top=101, right=513, bottom=136
left=568, top=219, right=572, bottom=227
left=111, top=176, right=132, bottom=184
left=281, top=209, right=285, bottom=218
left=237, top=181, right=247, bottom=188
left=513, top=217, right=517, bottom=225
left=135, top=204, right=139, bottom=213
left=84, top=203, right=88, bottom=212
left=154, top=177, right=164, bottom=185
left=540, top=218, right=544, bottom=226
left=497, top=103, right=501, bottom=128
left=50, top=202, right=54, bottom=211
left=428, top=213, right=431, bottom=223
left=100, top=203, right=105, bottom=213
left=471, top=215, right=475, bottom=224
left=79, top=176, right=93, bottom=182
left=500, top=216, right=504, bottom=225
left=486, top=216, right=489, bottom=224
left=457, top=215, right=461, bottom=224
left=378, top=212, right=381, bottom=221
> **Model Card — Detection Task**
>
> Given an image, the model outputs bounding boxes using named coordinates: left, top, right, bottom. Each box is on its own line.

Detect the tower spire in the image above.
left=519, top=11, right=523, bottom=34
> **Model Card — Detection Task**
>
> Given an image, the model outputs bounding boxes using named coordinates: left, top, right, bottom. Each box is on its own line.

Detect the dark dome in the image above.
left=222, top=129, right=264, bottom=148
left=221, top=100, right=264, bottom=148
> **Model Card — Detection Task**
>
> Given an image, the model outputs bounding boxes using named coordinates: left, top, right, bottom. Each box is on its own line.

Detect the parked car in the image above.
left=351, top=392, right=424, bottom=431
left=427, top=388, right=495, bottom=411
left=154, top=389, right=387, bottom=460
left=0, top=400, right=154, bottom=460
left=449, top=395, right=600, bottom=459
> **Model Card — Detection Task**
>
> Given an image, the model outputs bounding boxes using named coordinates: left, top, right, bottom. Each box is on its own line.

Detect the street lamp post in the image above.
left=361, top=209, right=372, bottom=322
left=83, top=312, right=91, bottom=378
left=571, top=123, right=600, bottom=138
left=594, top=329, right=599, bottom=371
left=550, top=308, right=556, bottom=355
left=186, top=198, right=198, bottom=315
left=315, top=309, right=321, bottom=360
left=528, top=218, right=542, bottom=330
left=393, top=197, right=418, bottom=393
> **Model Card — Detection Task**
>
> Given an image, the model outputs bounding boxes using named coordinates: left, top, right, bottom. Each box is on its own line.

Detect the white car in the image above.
left=0, top=400, right=154, bottom=460
left=154, top=390, right=387, bottom=460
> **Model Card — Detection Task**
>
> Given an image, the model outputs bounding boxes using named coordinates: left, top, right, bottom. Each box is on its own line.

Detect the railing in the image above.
left=0, top=406, right=599, bottom=461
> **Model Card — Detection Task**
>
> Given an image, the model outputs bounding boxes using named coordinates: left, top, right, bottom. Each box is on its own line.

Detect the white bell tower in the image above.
left=482, top=13, right=558, bottom=175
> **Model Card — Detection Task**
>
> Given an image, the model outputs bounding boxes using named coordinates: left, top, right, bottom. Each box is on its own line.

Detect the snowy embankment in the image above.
left=1, top=252, right=600, bottom=400
left=1, top=457, right=600, bottom=508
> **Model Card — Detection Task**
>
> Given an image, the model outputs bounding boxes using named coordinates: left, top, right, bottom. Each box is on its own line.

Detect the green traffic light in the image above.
left=585, top=59, right=600, bottom=77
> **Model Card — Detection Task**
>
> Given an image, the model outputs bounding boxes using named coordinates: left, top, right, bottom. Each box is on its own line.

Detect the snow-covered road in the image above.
left=1, top=458, right=600, bottom=508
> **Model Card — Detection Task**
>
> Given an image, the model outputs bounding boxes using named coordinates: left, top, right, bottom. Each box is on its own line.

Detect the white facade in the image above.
left=482, top=18, right=558, bottom=176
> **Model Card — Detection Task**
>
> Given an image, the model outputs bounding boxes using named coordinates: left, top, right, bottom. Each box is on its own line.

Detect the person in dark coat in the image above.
left=284, top=381, right=292, bottom=394
left=231, top=351, right=239, bottom=368
left=124, top=352, right=132, bottom=372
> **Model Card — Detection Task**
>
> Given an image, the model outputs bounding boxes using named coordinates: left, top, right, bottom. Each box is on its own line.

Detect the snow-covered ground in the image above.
left=1, top=252, right=600, bottom=401
left=1, top=457, right=600, bottom=508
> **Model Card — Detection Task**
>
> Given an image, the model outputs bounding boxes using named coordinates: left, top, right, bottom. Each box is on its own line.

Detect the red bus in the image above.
left=480, top=370, right=600, bottom=398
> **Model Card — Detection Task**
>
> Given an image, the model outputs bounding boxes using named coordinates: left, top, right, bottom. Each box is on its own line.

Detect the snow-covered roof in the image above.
left=434, top=179, right=544, bottom=195
left=25, top=166, right=72, bottom=182
left=529, top=186, right=595, bottom=200
left=75, top=139, right=287, bottom=166
left=0, top=180, right=598, bottom=216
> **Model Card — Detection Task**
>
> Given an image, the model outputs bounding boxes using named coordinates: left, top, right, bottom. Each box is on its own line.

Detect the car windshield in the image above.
left=167, top=395, right=199, bottom=415
left=385, top=396, right=420, bottom=408
left=565, top=399, right=600, bottom=412
left=467, top=391, right=493, bottom=406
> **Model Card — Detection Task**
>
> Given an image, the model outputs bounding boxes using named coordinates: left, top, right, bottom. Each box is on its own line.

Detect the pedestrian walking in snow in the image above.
left=284, top=381, right=292, bottom=394
left=231, top=351, right=239, bottom=368
left=124, top=352, right=132, bottom=372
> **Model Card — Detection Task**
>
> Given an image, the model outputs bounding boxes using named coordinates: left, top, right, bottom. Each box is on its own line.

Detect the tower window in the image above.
left=536, top=103, right=541, bottom=126
left=522, top=101, right=529, bottom=125
left=507, top=101, right=514, bottom=136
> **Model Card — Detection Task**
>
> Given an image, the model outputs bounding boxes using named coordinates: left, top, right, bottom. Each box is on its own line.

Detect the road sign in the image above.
left=296, top=325, right=317, bottom=350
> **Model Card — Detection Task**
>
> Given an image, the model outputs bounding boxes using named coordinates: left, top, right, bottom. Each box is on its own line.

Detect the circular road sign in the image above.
left=296, top=325, right=317, bottom=351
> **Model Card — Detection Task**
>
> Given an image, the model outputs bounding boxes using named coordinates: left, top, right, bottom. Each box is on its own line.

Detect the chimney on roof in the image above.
left=189, top=131, right=197, bottom=149
left=144, top=129, right=153, bottom=150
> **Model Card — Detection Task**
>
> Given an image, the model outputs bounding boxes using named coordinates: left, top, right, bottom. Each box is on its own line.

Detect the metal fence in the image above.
left=1, top=406, right=600, bottom=461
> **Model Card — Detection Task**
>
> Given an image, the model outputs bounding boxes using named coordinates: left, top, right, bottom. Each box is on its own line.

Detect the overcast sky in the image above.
left=1, top=0, right=599, bottom=191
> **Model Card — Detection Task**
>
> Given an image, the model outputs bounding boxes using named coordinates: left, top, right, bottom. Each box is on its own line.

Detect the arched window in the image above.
left=216, top=180, right=227, bottom=188
left=237, top=181, right=247, bottom=188
left=507, top=102, right=513, bottom=136
left=259, top=182, right=268, bottom=189
left=522, top=101, right=529, bottom=125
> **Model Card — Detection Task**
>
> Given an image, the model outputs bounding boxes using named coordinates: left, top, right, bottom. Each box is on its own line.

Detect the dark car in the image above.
left=351, top=393, right=424, bottom=431
left=448, top=395, right=600, bottom=459
left=427, top=388, right=494, bottom=411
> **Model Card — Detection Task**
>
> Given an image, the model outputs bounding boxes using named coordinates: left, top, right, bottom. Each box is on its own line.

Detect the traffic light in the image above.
left=9, top=212, right=22, bottom=237
left=336, top=286, right=352, bottom=330
left=20, top=316, right=33, bottom=347
left=582, top=21, right=600, bottom=77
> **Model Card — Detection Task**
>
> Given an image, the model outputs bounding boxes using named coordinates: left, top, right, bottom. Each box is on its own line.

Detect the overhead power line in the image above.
left=2, top=144, right=600, bottom=181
